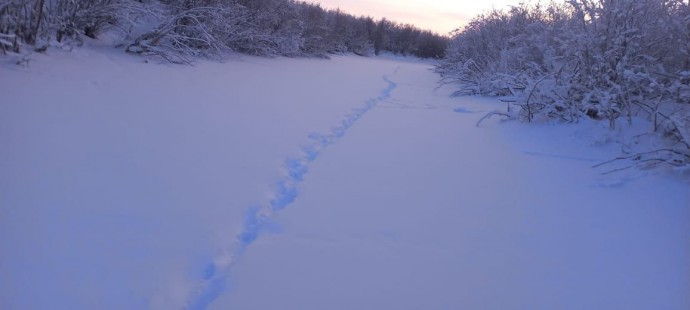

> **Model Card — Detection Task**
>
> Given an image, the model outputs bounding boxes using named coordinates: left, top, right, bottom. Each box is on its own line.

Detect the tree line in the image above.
left=0, top=0, right=448, bottom=62
left=438, top=0, right=690, bottom=168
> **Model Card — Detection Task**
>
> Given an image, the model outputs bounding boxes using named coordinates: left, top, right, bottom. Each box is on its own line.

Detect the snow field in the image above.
left=219, top=58, right=690, bottom=310
left=1, top=45, right=688, bottom=309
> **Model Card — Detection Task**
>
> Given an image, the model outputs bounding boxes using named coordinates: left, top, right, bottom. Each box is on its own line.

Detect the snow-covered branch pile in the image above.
left=438, top=0, right=690, bottom=167
left=125, top=0, right=252, bottom=63
left=1, top=0, right=448, bottom=59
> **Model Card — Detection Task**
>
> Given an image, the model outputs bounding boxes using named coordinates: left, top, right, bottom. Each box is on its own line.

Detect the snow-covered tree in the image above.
left=1, top=0, right=448, bottom=60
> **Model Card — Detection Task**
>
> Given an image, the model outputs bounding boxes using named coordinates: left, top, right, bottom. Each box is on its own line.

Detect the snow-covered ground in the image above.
left=1, top=45, right=688, bottom=310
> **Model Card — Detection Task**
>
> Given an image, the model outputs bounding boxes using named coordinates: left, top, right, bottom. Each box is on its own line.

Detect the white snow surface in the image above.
left=1, top=44, right=689, bottom=310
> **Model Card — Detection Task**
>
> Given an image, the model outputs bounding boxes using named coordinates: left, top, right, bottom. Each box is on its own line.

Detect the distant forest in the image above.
left=0, top=0, right=448, bottom=62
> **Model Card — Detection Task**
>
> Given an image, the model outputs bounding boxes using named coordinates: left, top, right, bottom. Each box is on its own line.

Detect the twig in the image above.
left=593, top=148, right=690, bottom=175
left=592, top=148, right=688, bottom=169
left=476, top=110, right=515, bottom=127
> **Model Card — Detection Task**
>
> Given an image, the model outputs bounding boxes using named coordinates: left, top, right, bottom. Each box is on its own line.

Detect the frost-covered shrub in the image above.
left=48, top=0, right=121, bottom=41
left=0, top=0, right=135, bottom=52
left=439, top=0, right=690, bottom=165
left=126, top=0, right=252, bottom=63
left=228, top=0, right=304, bottom=57
left=0, top=0, right=45, bottom=51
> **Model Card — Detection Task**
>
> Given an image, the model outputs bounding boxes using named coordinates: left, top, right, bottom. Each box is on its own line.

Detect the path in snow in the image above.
left=1, top=49, right=403, bottom=310
left=185, top=67, right=400, bottom=309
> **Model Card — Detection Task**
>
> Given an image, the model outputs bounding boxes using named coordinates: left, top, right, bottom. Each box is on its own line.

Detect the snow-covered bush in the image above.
left=0, top=0, right=139, bottom=52
left=0, top=0, right=44, bottom=51
left=47, top=0, right=121, bottom=41
left=439, top=0, right=690, bottom=167
left=231, top=0, right=304, bottom=57
left=125, top=0, right=251, bottom=63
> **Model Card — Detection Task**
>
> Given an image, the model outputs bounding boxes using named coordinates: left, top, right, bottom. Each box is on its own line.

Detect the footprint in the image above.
left=182, top=67, right=401, bottom=309
left=453, top=107, right=475, bottom=114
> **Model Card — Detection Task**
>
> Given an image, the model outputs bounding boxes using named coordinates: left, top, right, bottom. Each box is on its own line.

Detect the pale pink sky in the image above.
left=313, top=0, right=529, bottom=35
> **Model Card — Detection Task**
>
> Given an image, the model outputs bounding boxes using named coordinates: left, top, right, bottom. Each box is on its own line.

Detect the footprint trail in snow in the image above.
left=183, top=67, right=400, bottom=310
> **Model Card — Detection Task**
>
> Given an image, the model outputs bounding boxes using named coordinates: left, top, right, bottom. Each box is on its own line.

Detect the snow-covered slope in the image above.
left=1, top=45, right=688, bottom=310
